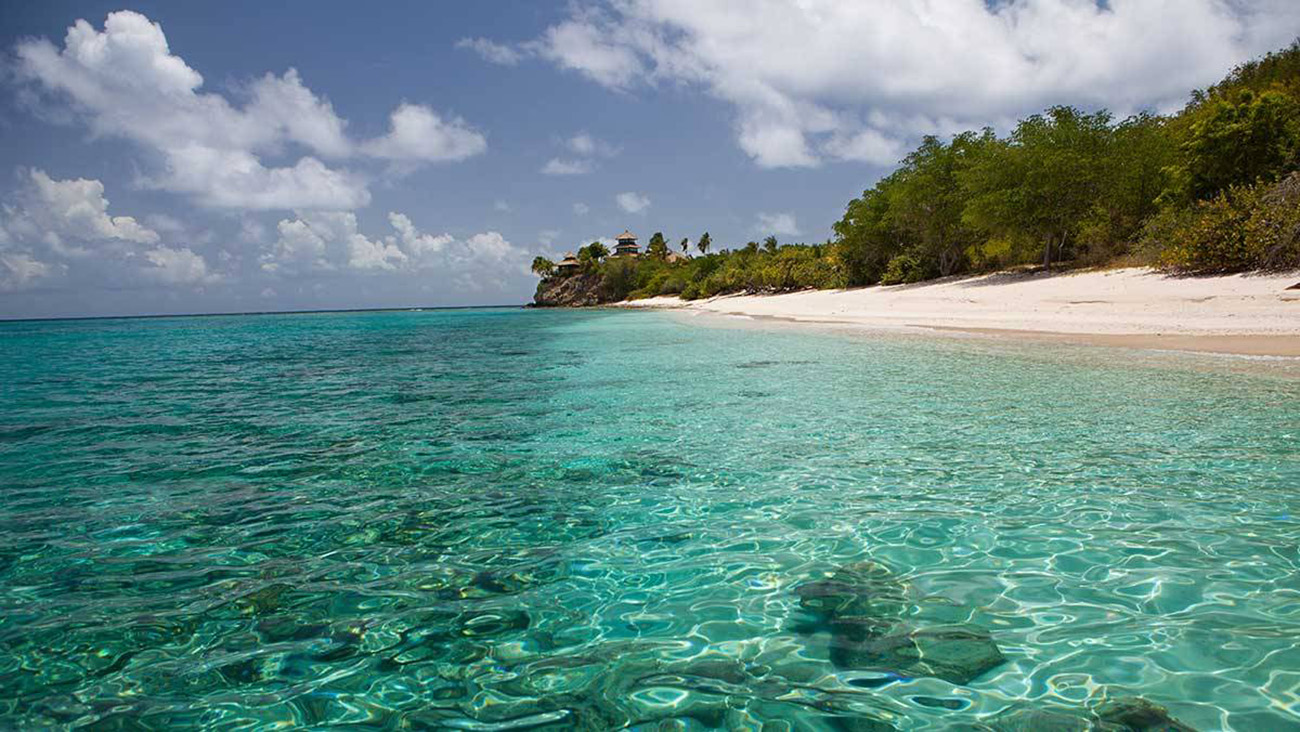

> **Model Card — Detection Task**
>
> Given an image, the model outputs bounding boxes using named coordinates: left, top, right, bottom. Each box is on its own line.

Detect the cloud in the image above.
left=532, top=14, right=645, bottom=89
left=573, top=202, right=590, bottom=216
left=141, top=246, right=219, bottom=284
left=755, top=212, right=800, bottom=237
left=541, top=158, right=596, bottom=175
left=519, top=0, right=1300, bottom=168
left=538, top=229, right=560, bottom=245
left=263, top=210, right=528, bottom=287
left=494, top=200, right=511, bottom=212
left=264, top=211, right=406, bottom=272
left=0, top=170, right=216, bottom=290
left=388, top=211, right=453, bottom=256
left=0, top=252, right=57, bottom=292
left=456, top=37, right=525, bottom=66
left=615, top=191, right=650, bottom=214
left=542, top=132, right=619, bottom=175
left=566, top=132, right=619, bottom=157
left=14, top=11, right=485, bottom=210
left=19, top=169, right=160, bottom=254
left=361, top=103, right=486, bottom=163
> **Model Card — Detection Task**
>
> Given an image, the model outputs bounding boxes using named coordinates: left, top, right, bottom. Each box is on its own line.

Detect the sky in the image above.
left=1, top=1, right=1298, bottom=318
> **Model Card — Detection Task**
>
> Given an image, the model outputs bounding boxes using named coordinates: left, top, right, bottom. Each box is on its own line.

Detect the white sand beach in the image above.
left=618, top=268, right=1300, bottom=356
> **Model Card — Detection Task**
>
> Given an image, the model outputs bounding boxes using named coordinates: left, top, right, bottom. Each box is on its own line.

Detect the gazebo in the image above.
left=613, top=230, right=639, bottom=257
left=555, top=252, right=581, bottom=275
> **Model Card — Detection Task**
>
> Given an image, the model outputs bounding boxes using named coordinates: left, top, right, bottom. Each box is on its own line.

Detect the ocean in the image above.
left=2, top=307, right=1298, bottom=729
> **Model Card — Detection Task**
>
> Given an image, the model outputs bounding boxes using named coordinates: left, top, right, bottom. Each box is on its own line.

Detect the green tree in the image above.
left=577, top=241, right=608, bottom=272
left=679, top=237, right=690, bottom=253
left=1079, top=113, right=1175, bottom=259
left=762, top=235, right=779, bottom=254
left=832, top=177, right=908, bottom=285
left=962, top=107, right=1113, bottom=268
left=887, top=132, right=991, bottom=275
left=697, top=232, right=711, bottom=255
left=600, top=256, right=638, bottom=300
left=531, top=256, right=555, bottom=278
left=646, top=232, right=669, bottom=259
left=1170, top=90, right=1300, bottom=201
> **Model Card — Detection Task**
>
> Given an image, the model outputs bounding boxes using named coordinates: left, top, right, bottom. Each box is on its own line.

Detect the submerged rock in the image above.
left=1096, top=697, right=1197, bottom=731
left=794, top=560, right=1006, bottom=685
left=831, top=623, right=1005, bottom=685
left=987, top=707, right=1096, bottom=732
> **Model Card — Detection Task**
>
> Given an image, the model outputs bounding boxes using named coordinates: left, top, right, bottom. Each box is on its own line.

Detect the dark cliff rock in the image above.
left=532, top=273, right=607, bottom=307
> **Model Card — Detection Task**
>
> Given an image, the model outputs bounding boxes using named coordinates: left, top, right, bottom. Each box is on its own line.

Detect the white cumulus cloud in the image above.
left=517, top=0, right=1300, bottom=168
left=361, top=103, right=487, bottom=163
left=263, top=210, right=529, bottom=290
left=0, top=252, right=58, bottom=292
left=141, top=246, right=219, bottom=284
left=755, top=212, right=801, bottom=237
left=616, top=192, right=651, bottom=214
left=0, top=170, right=217, bottom=289
left=14, top=11, right=486, bottom=211
left=20, top=169, right=160, bottom=254
left=541, top=158, right=596, bottom=175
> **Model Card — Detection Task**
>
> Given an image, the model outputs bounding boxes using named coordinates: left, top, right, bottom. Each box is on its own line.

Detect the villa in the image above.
left=612, top=230, right=639, bottom=257
left=555, top=252, right=581, bottom=275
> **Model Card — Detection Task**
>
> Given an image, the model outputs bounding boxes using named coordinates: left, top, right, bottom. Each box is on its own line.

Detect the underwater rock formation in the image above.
left=794, top=560, right=1006, bottom=685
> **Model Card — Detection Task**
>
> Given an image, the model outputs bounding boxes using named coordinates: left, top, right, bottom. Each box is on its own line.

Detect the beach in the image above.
left=619, top=267, right=1300, bottom=356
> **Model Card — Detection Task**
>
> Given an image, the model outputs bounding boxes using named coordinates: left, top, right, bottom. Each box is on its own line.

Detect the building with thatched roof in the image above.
left=555, top=252, right=581, bottom=275
left=613, top=230, right=639, bottom=257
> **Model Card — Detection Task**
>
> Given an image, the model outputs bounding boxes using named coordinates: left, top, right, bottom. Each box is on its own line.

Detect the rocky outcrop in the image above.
left=532, top=273, right=607, bottom=307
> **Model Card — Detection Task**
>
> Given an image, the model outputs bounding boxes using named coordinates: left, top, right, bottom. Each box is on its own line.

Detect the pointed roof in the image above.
left=616, top=230, right=637, bottom=241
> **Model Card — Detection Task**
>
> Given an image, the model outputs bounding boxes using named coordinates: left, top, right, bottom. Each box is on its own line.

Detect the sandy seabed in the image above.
left=615, top=268, right=1300, bottom=357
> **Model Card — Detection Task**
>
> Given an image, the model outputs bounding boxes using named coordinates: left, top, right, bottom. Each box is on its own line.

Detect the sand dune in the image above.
left=618, top=268, right=1300, bottom=356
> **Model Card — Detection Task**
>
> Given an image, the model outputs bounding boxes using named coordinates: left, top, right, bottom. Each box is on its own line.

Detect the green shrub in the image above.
left=880, top=253, right=933, bottom=284
left=1146, top=186, right=1259, bottom=273
left=1245, top=171, right=1300, bottom=270
left=599, top=257, right=638, bottom=300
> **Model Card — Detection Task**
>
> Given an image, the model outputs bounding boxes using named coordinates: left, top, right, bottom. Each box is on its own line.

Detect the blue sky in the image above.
left=1, top=1, right=1297, bottom=318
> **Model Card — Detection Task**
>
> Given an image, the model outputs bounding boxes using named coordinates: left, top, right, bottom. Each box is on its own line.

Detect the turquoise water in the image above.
left=2, top=308, right=1299, bottom=730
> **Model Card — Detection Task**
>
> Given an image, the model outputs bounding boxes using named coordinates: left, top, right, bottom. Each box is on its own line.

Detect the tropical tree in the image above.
left=763, top=235, right=779, bottom=254
left=646, top=232, right=669, bottom=259
left=531, top=256, right=555, bottom=278
left=697, top=232, right=712, bottom=255
left=962, top=106, right=1113, bottom=268
left=577, top=241, right=608, bottom=272
left=679, top=237, right=690, bottom=253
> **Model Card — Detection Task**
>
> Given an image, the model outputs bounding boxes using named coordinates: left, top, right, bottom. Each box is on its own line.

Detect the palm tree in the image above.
left=531, top=256, right=555, bottom=278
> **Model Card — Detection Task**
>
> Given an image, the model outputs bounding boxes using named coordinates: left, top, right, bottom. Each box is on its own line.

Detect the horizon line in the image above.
left=0, top=302, right=529, bottom=325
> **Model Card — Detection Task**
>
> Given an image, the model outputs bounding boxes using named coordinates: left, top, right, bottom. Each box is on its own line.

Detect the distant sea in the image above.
left=2, top=308, right=1299, bottom=729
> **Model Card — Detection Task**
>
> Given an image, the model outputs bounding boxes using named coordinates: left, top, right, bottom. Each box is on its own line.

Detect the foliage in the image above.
left=577, top=241, right=608, bottom=273
left=1165, top=90, right=1300, bottom=202
left=1246, top=171, right=1300, bottom=270
left=600, top=256, right=638, bottom=300
left=646, top=232, right=670, bottom=259
left=880, top=254, right=933, bottom=285
left=530, top=256, right=554, bottom=278
left=533, top=41, right=1300, bottom=300
left=1146, top=171, right=1300, bottom=274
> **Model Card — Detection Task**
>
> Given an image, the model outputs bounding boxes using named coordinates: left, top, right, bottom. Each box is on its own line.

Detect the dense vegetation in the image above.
left=535, top=42, right=1300, bottom=303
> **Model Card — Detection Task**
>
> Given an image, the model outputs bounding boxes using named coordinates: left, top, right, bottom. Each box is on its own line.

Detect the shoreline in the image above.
left=613, top=267, right=1300, bottom=357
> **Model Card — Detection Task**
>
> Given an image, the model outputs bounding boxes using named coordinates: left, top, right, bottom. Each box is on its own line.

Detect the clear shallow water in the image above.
left=1, top=308, right=1299, bottom=730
